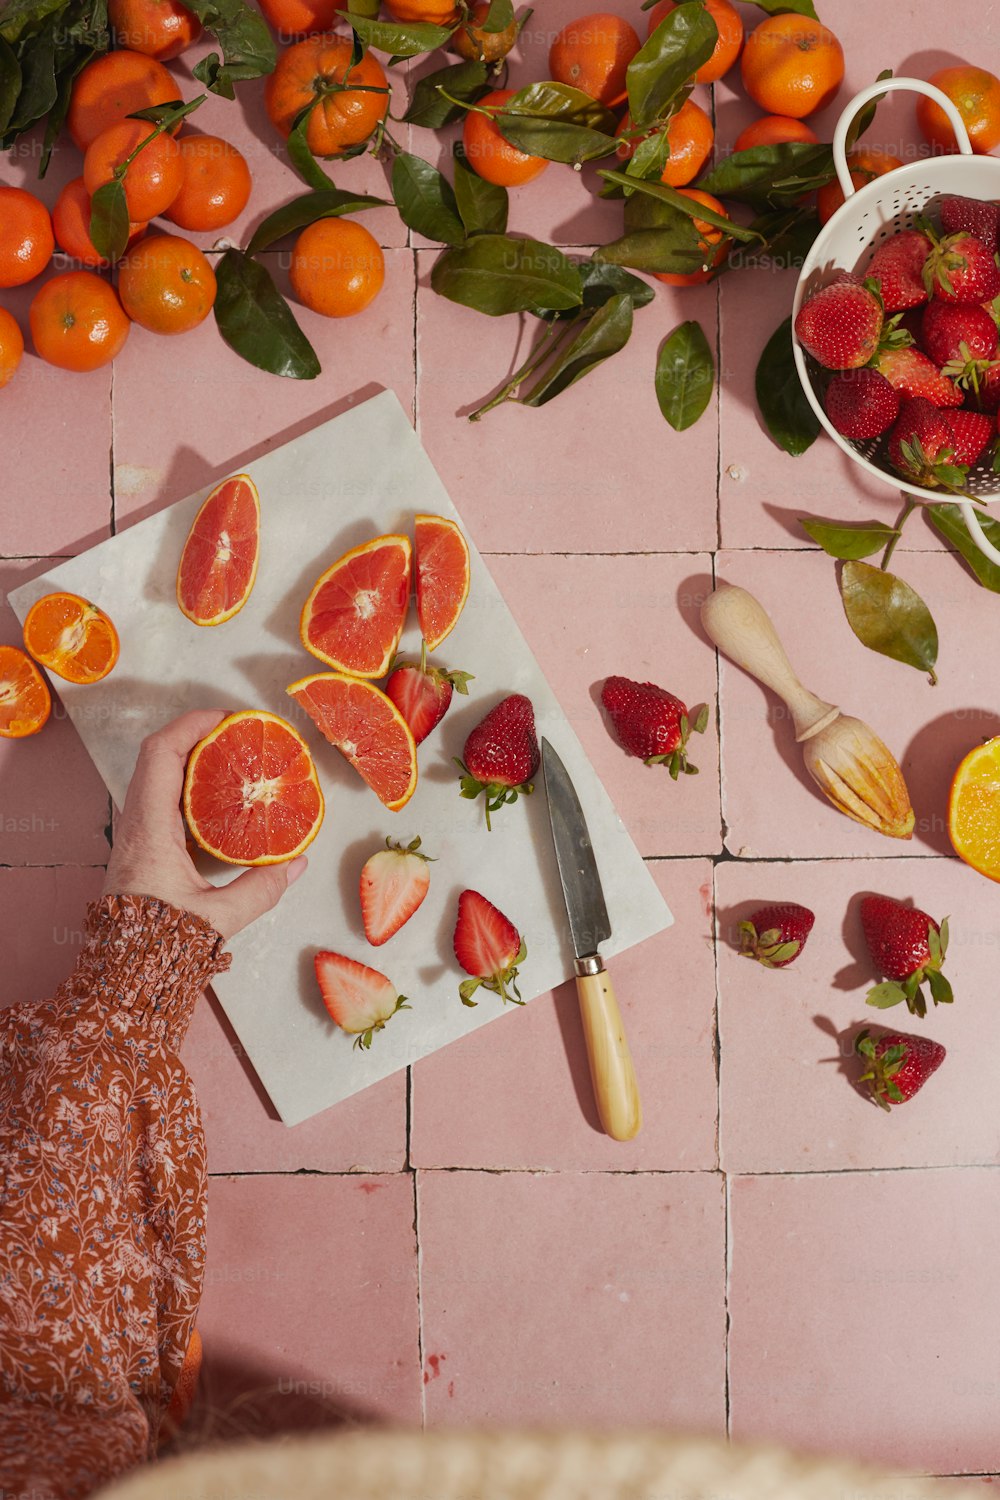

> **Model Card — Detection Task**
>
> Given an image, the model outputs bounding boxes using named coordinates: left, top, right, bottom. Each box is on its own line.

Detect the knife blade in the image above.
left=541, top=738, right=641, bottom=1142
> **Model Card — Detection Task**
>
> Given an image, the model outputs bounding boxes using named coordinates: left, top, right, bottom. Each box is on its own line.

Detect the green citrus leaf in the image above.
left=404, top=59, right=489, bottom=126
left=599, top=168, right=759, bottom=242
left=7, top=18, right=56, bottom=132
left=573, top=257, right=655, bottom=312
left=799, top=518, right=898, bottom=560
left=496, top=81, right=618, bottom=163
left=0, top=0, right=65, bottom=47
left=87, top=178, right=129, bottom=264
left=626, top=0, right=717, bottom=129
left=286, top=101, right=338, bottom=189
left=840, top=560, right=939, bottom=682
left=391, top=150, right=466, bottom=245
left=743, top=0, right=817, bottom=15
left=185, top=0, right=275, bottom=96
left=338, top=9, right=452, bottom=56
left=755, top=314, right=820, bottom=455
left=655, top=318, right=714, bottom=431
left=846, top=68, right=893, bottom=150
left=453, top=142, right=508, bottom=235
left=245, top=188, right=388, bottom=255
left=214, top=249, right=320, bottom=380
left=0, top=36, right=21, bottom=133
left=926, top=502, right=1000, bottom=593
left=697, top=141, right=835, bottom=208
left=596, top=220, right=705, bottom=275
left=520, top=293, right=633, bottom=407
left=430, top=234, right=583, bottom=316
left=479, top=0, right=514, bottom=29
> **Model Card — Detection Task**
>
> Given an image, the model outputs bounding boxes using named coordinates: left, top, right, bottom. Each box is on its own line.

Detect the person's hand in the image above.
left=102, top=709, right=307, bottom=940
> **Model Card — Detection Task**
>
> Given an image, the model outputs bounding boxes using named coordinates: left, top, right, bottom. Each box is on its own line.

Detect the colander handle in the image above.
left=957, top=502, right=1000, bottom=567
left=832, top=77, right=974, bottom=198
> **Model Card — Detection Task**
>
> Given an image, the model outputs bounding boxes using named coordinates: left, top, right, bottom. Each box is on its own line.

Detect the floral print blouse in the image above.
left=0, top=894, right=231, bottom=1500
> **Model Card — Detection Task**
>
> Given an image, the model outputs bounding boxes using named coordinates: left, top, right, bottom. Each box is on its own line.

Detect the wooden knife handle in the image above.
left=575, top=963, right=642, bottom=1142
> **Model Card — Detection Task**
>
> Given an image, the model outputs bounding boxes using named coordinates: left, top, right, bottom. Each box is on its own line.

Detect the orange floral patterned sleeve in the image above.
left=0, top=894, right=231, bottom=1500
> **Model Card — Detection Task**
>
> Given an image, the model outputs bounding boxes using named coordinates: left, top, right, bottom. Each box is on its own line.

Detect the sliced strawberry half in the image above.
left=360, top=835, right=433, bottom=946
left=314, top=951, right=409, bottom=1048
left=384, top=647, right=474, bottom=746
left=453, top=889, right=527, bottom=1007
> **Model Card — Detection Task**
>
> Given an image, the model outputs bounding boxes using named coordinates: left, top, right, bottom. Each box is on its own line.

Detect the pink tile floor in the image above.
left=2, top=0, right=999, bottom=1483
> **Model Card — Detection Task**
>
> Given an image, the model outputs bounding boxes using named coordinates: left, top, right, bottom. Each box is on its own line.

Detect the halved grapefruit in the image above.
left=0, top=645, right=51, bottom=738
left=300, top=534, right=411, bottom=678
left=183, top=709, right=324, bottom=866
left=22, top=591, right=119, bottom=684
left=177, top=474, right=261, bottom=627
left=288, top=673, right=418, bottom=812
left=414, top=513, right=470, bottom=652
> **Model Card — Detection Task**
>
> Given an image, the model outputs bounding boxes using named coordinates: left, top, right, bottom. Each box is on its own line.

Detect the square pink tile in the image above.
left=415, top=250, right=719, bottom=555
left=729, top=1169, right=1000, bottom=1474
left=713, top=548, right=994, bottom=858
left=716, top=857, right=998, bottom=1173
left=418, top=1168, right=726, bottom=1428
left=181, top=992, right=406, bottom=1173
left=411, top=858, right=717, bottom=1169
left=0, top=559, right=111, bottom=866
left=111, top=248, right=416, bottom=524
left=487, top=553, right=720, bottom=856
left=195, top=1173, right=420, bottom=1433
left=0, top=865, right=106, bottom=1007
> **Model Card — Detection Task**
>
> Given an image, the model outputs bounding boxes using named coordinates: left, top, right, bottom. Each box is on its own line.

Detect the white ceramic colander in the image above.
left=791, top=77, right=1000, bottom=566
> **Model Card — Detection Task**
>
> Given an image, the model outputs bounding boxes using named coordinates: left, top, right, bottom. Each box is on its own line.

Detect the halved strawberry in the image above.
left=314, top=951, right=409, bottom=1048
left=453, top=889, right=526, bottom=1007
left=360, top=835, right=433, bottom=946
left=385, top=649, right=473, bottom=746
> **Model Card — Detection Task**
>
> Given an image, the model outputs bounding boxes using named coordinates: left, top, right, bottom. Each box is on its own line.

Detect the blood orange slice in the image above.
left=183, top=709, right=324, bottom=866
left=177, top=474, right=261, bottom=626
left=22, top=592, right=119, bottom=684
left=288, top=672, right=418, bottom=812
left=414, top=513, right=470, bottom=652
left=300, top=534, right=411, bottom=678
left=0, top=645, right=51, bottom=738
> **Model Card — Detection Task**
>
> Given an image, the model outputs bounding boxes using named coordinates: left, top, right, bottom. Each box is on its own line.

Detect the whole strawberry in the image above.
left=948, top=408, right=994, bottom=465
left=854, top=1027, right=946, bottom=1110
left=793, top=278, right=884, bottom=370
left=453, top=889, right=526, bottom=1006
left=887, top=397, right=968, bottom=490
left=860, top=893, right=953, bottom=1018
left=600, top=675, right=709, bottom=778
left=824, top=367, right=899, bottom=439
left=738, top=902, right=815, bottom=968
left=940, top=194, right=1000, bottom=253
left=386, top=652, right=473, bottom=746
left=876, top=346, right=962, bottom=407
left=920, top=299, right=998, bottom=368
left=924, top=230, right=1000, bottom=304
left=867, top=227, right=932, bottom=311
left=456, top=692, right=539, bottom=829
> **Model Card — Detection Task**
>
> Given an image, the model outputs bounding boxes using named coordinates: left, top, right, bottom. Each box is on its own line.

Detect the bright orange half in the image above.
left=948, top=736, right=1000, bottom=881
left=22, top=592, right=119, bottom=684
left=183, top=709, right=325, bottom=866
left=414, top=513, right=471, bottom=653
left=0, top=645, right=51, bottom=738
left=287, top=672, right=417, bottom=812
left=177, top=474, right=261, bottom=626
left=300, top=534, right=411, bottom=677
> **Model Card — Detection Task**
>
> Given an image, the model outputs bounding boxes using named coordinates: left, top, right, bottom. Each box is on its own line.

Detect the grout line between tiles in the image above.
left=413, top=1167, right=427, bottom=1428
left=204, top=1163, right=1000, bottom=1179
left=723, top=1170, right=732, bottom=1439
left=410, top=249, right=419, bottom=433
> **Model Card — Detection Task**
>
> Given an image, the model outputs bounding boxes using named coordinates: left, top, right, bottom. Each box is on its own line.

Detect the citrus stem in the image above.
left=436, top=85, right=498, bottom=120
left=881, top=496, right=917, bottom=570
left=467, top=315, right=583, bottom=420
left=117, top=93, right=206, bottom=176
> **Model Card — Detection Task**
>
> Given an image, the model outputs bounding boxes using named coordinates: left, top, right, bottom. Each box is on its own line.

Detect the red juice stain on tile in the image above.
left=357, top=1182, right=383, bottom=1193
left=447, top=1380, right=455, bottom=1398
left=423, top=1353, right=446, bottom=1384
left=698, top=880, right=712, bottom=919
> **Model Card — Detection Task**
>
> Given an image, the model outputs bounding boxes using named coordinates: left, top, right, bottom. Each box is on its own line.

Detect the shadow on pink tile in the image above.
left=182, top=991, right=407, bottom=1173
left=716, top=858, right=1000, bottom=1173
left=1, top=866, right=106, bottom=1006
left=729, top=1169, right=1000, bottom=1474
left=418, top=1169, right=726, bottom=1428
left=411, top=859, right=717, bottom=1170
left=194, top=1173, right=420, bottom=1438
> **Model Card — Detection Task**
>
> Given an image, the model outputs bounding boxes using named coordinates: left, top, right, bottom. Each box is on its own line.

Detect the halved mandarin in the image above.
left=0, top=645, right=51, bottom=738
left=300, top=534, right=411, bottom=678
left=177, top=474, right=261, bottom=626
left=183, top=709, right=324, bottom=866
left=414, top=513, right=470, bottom=653
left=22, top=591, right=119, bottom=684
left=288, top=672, right=417, bottom=812
left=948, top=736, right=1000, bottom=881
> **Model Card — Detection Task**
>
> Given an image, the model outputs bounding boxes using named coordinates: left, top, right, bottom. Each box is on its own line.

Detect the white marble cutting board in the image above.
left=9, top=391, right=672, bottom=1126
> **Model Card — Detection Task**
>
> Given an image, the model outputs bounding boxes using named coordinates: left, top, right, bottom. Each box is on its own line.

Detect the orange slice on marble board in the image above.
left=288, top=672, right=417, bottom=812
left=0, top=644, right=51, bottom=738
left=414, top=513, right=470, bottom=652
left=22, top=591, right=119, bottom=684
left=183, top=709, right=324, bottom=866
left=299, top=533, right=411, bottom=678
left=177, top=474, right=261, bottom=626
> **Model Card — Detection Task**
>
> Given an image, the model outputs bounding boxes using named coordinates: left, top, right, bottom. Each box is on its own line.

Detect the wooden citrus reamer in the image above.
left=700, top=583, right=914, bottom=840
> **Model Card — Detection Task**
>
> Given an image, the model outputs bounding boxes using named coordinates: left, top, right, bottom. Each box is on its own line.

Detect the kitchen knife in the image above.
left=541, top=738, right=642, bottom=1142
